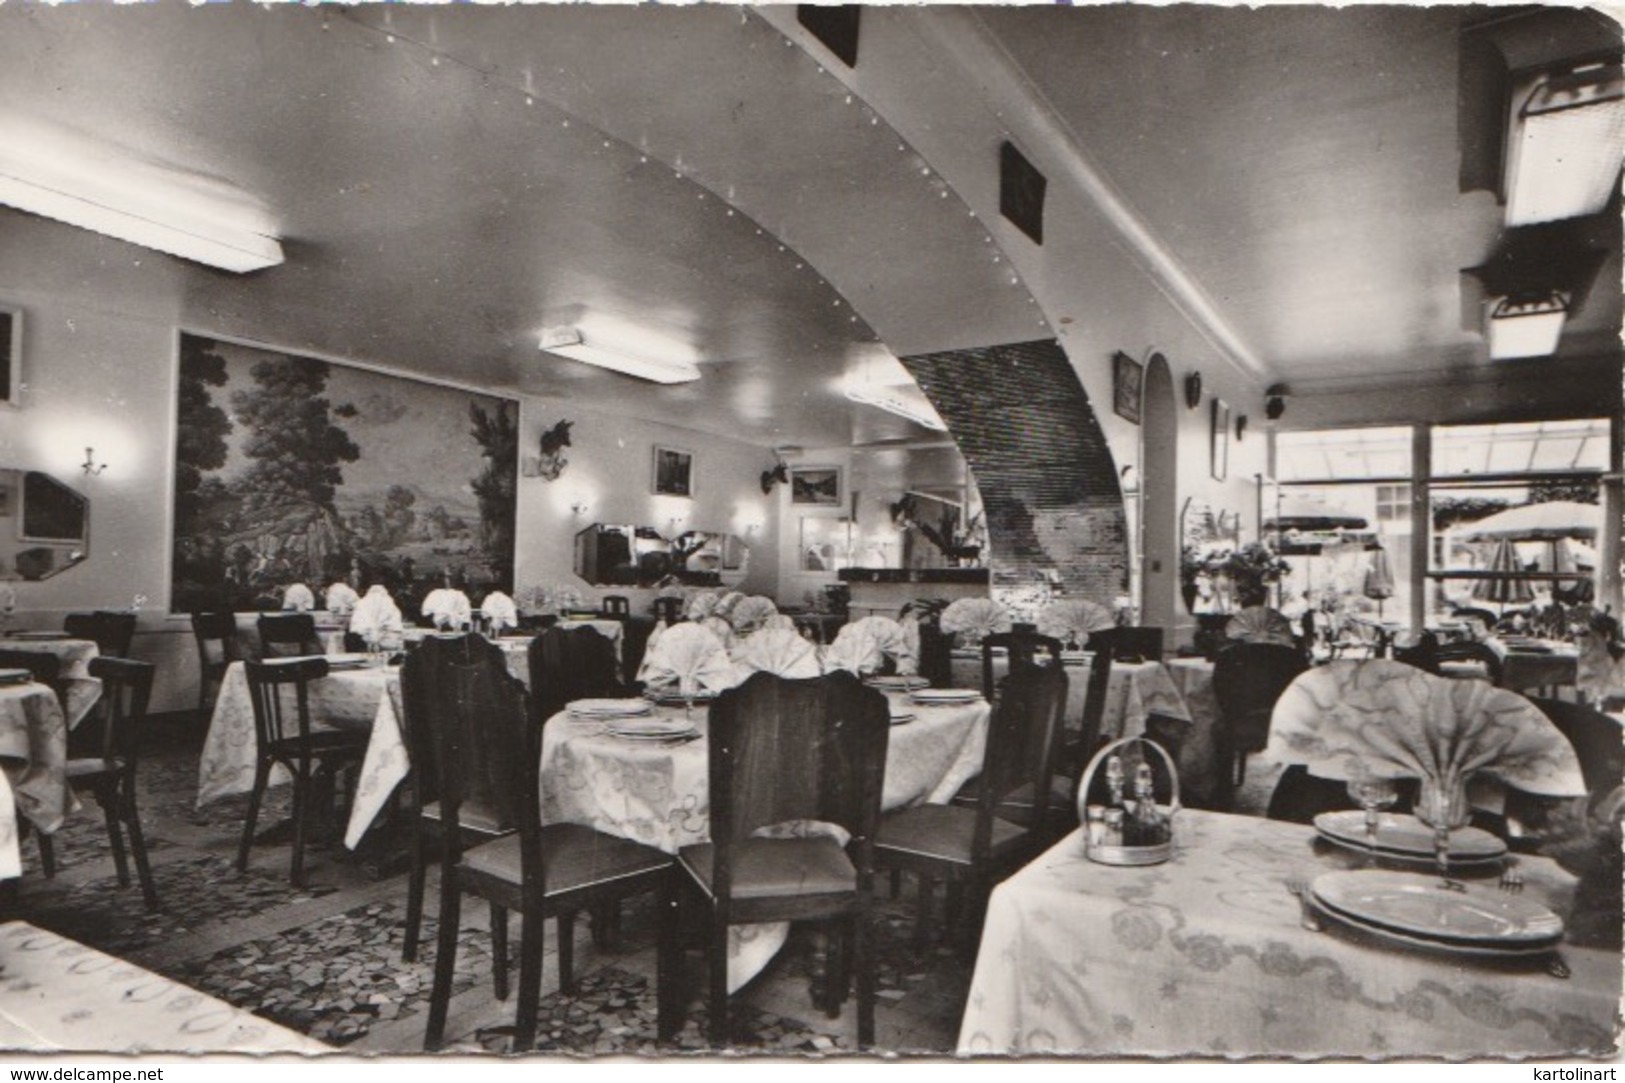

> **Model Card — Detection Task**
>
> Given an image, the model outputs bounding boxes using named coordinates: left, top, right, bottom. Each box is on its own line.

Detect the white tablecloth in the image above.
left=0, top=681, right=72, bottom=842
left=949, top=650, right=1191, bottom=743
left=0, top=636, right=101, bottom=729
left=0, top=921, right=329, bottom=1053
left=958, top=810, right=1620, bottom=1058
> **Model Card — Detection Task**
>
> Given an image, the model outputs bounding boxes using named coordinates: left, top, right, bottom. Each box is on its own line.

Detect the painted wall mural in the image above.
left=170, top=333, right=518, bottom=614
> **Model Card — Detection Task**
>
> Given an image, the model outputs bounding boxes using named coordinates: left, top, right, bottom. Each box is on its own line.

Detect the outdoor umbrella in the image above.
left=1265, top=495, right=1370, bottom=532
left=1456, top=501, right=1601, bottom=542
left=1363, top=545, right=1396, bottom=619
left=1472, top=537, right=1537, bottom=610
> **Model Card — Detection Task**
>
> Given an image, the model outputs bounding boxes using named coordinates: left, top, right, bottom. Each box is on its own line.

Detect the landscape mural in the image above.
left=170, top=333, right=518, bottom=614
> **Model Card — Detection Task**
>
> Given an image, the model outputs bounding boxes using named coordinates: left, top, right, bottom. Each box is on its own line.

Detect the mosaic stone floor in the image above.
left=4, top=719, right=968, bottom=1057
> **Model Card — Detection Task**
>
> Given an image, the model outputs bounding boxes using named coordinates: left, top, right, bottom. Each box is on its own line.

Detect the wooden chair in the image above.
left=1527, top=697, right=1625, bottom=796
left=670, top=670, right=889, bottom=1049
left=600, top=594, right=631, bottom=619
left=979, top=629, right=1063, bottom=703
left=880, top=663, right=1068, bottom=956
left=36, top=658, right=160, bottom=909
left=190, top=611, right=240, bottom=720
left=1210, top=642, right=1309, bottom=810
left=256, top=613, right=322, bottom=659
left=914, top=619, right=953, bottom=690
left=417, top=634, right=675, bottom=1051
left=652, top=596, right=684, bottom=626
left=237, top=657, right=369, bottom=885
left=526, top=625, right=625, bottom=727
left=63, top=611, right=138, bottom=659
left=0, top=648, right=62, bottom=699
left=1096, top=625, right=1164, bottom=663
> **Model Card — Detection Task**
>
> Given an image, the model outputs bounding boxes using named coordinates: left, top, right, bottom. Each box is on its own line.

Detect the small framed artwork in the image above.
left=1112, top=351, right=1143, bottom=425
left=789, top=465, right=842, bottom=506
left=652, top=445, right=694, bottom=497
left=0, top=305, right=19, bottom=406
left=1210, top=398, right=1230, bottom=482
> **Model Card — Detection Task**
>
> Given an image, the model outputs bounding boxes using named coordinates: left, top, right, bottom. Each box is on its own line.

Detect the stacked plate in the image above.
left=1307, top=869, right=1563, bottom=961
left=908, top=688, right=981, bottom=707
left=865, top=675, right=930, bottom=692
left=0, top=668, right=33, bottom=685
left=1314, top=811, right=1508, bottom=868
left=888, top=707, right=916, bottom=726
left=643, top=688, right=719, bottom=708
left=603, top=717, right=699, bottom=742
left=7, top=631, right=70, bottom=641
left=568, top=698, right=654, bottom=721
left=325, top=653, right=373, bottom=671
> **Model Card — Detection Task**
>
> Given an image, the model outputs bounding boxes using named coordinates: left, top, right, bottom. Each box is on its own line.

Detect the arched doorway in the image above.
left=1141, top=352, right=1180, bottom=639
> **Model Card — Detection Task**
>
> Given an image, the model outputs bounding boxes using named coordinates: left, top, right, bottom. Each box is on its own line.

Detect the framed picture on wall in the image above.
left=652, top=445, right=694, bottom=497
left=0, top=305, right=20, bottom=406
left=789, top=465, right=842, bottom=506
left=1111, top=351, right=1143, bottom=424
left=1210, top=397, right=1230, bottom=481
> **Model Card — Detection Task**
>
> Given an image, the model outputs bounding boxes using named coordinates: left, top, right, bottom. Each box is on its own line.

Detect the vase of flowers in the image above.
left=1181, top=542, right=1289, bottom=614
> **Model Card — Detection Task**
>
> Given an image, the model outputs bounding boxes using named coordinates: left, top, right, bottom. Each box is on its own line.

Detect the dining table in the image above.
left=957, top=809, right=1620, bottom=1058
left=0, top=920, right=330, bottom=1053
left=1486, top=636, right=1580, bottom=696
left=0, top=676, right=76, bottom=881
left=0, top=634, right=102, bottom=728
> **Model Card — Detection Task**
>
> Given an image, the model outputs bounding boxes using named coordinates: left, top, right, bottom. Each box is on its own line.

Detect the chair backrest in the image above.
left=400, top=634, right=534, bottom=847
left=85, top=656, right=155, bottom=772
left=601, top=595, right=631, bottom=619
left=705, top=670, right=890, bottom=903
left=243, top=656, right=330, bottom=749
left=0, top=648, right=62, bottom=692
left=1528, top=697, right=1625, bottom=796
left=1211, top=642, right=1310, bottom=755
left=976, top=663, right=1070, bottom=851
left=980, top=630, right=1064, bottom=701
left=64, top=611, right=138, bottom=658
left=1392, top=631, right=1441, bottom=674
left=257, top=613, right=321, bottom=658
left=914, top=620, right=953, bottom=689
left=527, top=625, right=622, bottom=724
left=652, top=597, right=684, bottom=625
left=1434, top=639, right=1504, bottom=685
left=1110, top=626, right=1164, bottom=663
left=1076, top=645, right=1114, bottom=758
left=190, top=611, right=240, bottom=669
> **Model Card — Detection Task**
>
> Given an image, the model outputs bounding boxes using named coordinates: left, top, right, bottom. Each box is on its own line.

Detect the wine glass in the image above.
left=1345, top=774, right=1400, bottom=859
left=1413, top=776, right=1471, bottom=892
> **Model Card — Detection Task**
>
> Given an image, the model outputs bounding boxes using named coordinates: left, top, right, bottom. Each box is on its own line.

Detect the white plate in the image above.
left=0, top=668, right=32, bottom=684
left=1310, top=869, right=1563, bottom=946
left=644, top=689, right=719, bottom=707
left=1314, top=811, right=1508, bottom=865
left=909, top=689, right=981, bottom=705
left=6, top=631, right=71, bottom=641
left=606, top=718, right=698, bottom=740
left=1306, top=894, right=1562, bottom=962
left=568, top=698, right=654, bottom=718
left=866, top=675, right=930, bottom=691
left=889, top=712, right=915, bottom=726
left=325, top=657, right=372, bottom=671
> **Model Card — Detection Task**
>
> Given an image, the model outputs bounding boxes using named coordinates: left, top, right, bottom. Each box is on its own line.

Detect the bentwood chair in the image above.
left=36, top=658, right=160, bottom=909
left=416, top=634, right=675, bottom=1051
left=1211, top=642, right=1309, bottom=811
left=670, top=670, right=889, bottom=1048
left=256, top=613, right=323, bottom=659
left=238, top=657, right=368, bottom=885
left=63, top=611, right=138, bottom=659
left=190, top=611, right=240, bottom=720
left=879, top=664, right=1068, bottom=954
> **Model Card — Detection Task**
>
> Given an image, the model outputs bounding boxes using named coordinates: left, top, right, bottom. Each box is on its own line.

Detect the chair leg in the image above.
left=514, top=904, right=545, bottom=1053
left=557, top=911, right=576, bottom=995
left=706, top=912, right=731, bottom=1049
left=914, top=875, right=936, bottom=949
left=854, top=909, right=875, bottom=1052
left=424, top=872, right=462, bottom=1051
left=36, top=832, right=56, bottom=879
left=490, top=901, right=509, bottom=1002
left=98, top=789, right=132, bottom=888
left=888, top=869, right=901, bottom=899
left=290, top=760, right=310, bottom=887
left=402, top=826, right=426, bottom=963
left=121, top=791, right=160, bottom=911
left=237, top=758, right=271, bottom=873
left=656, top=875, right=681, bottom=1044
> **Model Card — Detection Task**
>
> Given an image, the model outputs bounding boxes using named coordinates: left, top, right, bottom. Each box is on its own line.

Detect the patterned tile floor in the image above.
left=5, top=719, right=969, bottom=1058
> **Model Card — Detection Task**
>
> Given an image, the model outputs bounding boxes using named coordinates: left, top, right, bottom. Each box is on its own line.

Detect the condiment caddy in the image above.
left=1078, top=735, right=1180, bottom=866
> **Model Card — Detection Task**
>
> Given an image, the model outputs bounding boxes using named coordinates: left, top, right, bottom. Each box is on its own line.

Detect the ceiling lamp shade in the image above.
left=1486, top=293, right=1569, bottom=359
left=0, top=117, right=282, bottom=273
left=1504, top=63, right=1625, bottom=226
left=843, top=383, right=947, bottom=431
left=538, top=328, right=700, bottom=384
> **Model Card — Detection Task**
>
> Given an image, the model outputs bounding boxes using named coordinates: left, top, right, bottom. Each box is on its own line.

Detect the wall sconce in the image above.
left=1183, top=371, right=1203, bottom=410
left=1235, top=415, right=1249, bottom=442
left=1264, top=384, right=1289, bottom=422
left=760, top=460, right=789, bottom=495
left=81, top=447, right=107, bottom=476
left=569, top=498, right=590, bottom=516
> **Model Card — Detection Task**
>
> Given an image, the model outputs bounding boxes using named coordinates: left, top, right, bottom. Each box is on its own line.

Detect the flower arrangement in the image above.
left=552, top=585, right=585, bottom=615
left=1181, top=541, right=1289, bottom=613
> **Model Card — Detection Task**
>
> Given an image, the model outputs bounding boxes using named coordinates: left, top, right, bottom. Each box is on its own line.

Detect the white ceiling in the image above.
left=0, top=3, right=1616, bottom=445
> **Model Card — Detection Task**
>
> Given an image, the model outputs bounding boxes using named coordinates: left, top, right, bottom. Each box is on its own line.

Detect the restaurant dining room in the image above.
left=0, top=0, right=1621, bottom=1068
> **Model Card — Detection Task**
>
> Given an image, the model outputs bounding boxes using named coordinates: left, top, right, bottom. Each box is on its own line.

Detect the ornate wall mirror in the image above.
left=574, top=523, right=748, bottom=587
left=0, top=469, right=89, bottom=581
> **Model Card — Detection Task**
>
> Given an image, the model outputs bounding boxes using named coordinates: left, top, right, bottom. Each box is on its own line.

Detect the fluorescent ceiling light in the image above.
left=1505, top=63, right=1625, bottom=226
left=844, top=383, right=948, bottom=431
left=0, top=116, right=283, bottom=273
left=1486, top=293, right=1568, bottom=359
left=539, top=328, right=700, bottom=384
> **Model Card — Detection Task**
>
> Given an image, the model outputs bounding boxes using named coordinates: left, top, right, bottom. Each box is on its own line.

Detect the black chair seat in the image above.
left=877, top=803, right=1027, bottom=867
left=265, top=728, right=367, bottom=758
left=952, top=775, right=1076, bottom=828
left=463, top=822, right=671, bottom=894
left=678, top=836, right=854, bottom=900
left=420, top=798, right=511, bottom=837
